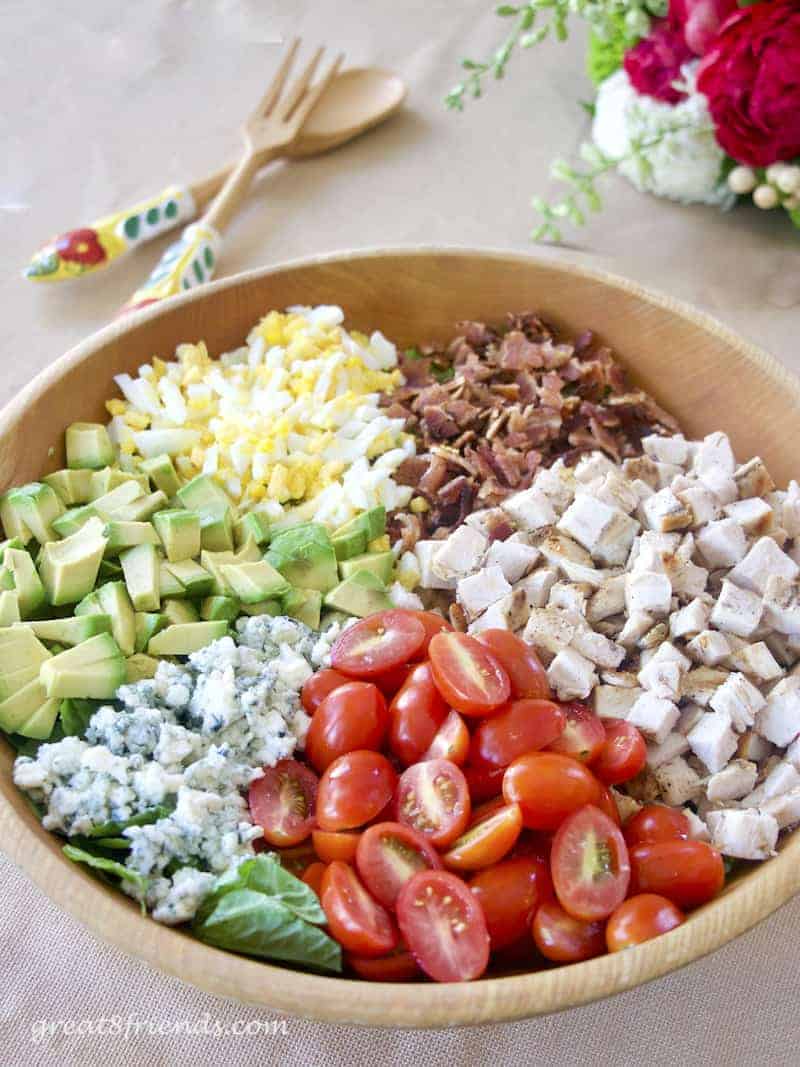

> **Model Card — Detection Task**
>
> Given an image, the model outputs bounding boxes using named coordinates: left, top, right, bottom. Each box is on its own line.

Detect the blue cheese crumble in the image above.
left=13, top=615, right=341, bottom=925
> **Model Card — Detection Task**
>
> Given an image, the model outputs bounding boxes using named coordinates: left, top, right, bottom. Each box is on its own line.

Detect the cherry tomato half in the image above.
left=320, top=861, right=399, bottom=958
left=389, top=662, right=449, bottom=766
left=475, top=629, right=551, bottom=700
left=503, top=752, right=603, bottom=831
left=591, top=719, right=647, bottom=785
left=623, top=805, right=691, bottom=848
left=470, top=698, right=566, bottom=770
left=423, top=710, right=470, bottom=765
left=248, top=758, right=318, bottom=847
left=443, top=802, right=523, bottom=871
left=301, top=668, right=350, bottom=714
left=397, top=870, right=490, bottom=982
left=312, top=829, right=361, bottom=864
left=532, top=901, right=606, bottom=963
left=547, top=703, right=606, bottom=764
left=411, top=610, right=454, bottom=658
left=301, top=861, right=327, bottom=898
left=316, top=751, right=398, bottom=832
left=428, top=632, right=510, bottom=717
left=331, top=611, right=426, bottom=679
left=395, top=759, right=471, bottom=848
left=470, top=855, right=553, bottom=951
left=374, top=662, right=416, bottom=698
left=551, top=805, right=631, bottom=921
left=305, top=682, right=389, bottom=773
left=356, top=821, right=442, bottom=909
left=596, top=784, right=622, bottom=826
left=629, top=840, right=725, bottom=909
left=347, top=947, right=423, bottom=981
left=463, top=761, right=506, bottom=803
left=606, top=893, right=684, bottom=952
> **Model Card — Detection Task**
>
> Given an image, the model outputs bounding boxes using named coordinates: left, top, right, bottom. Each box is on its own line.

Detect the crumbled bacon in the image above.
left=385, top=313, right=679, bottom=539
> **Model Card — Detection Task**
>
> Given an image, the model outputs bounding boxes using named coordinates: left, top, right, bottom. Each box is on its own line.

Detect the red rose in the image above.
left=669, top=0, right=738, bottom=56
left=54, top=227, right=106, bottom=265
left=697, top=0, right=800, bottom=167
left=624, top=18, right=695, bottom=103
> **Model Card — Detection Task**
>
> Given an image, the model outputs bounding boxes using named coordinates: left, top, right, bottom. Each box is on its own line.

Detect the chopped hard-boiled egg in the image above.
left=104, top=305, right=415, bottom=528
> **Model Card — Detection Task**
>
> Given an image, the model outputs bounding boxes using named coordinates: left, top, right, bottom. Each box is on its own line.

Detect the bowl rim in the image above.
left=2, top=245, right=799, bottom=1029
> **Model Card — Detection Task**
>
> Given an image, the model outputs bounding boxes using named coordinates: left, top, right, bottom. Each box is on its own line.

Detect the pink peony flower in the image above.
left=623, top=18, right=695, bottom=104
left=697, top=0, right=800, bottom=167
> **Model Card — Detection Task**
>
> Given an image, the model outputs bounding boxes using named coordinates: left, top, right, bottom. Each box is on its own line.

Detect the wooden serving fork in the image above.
left=121, top=39, right=343, bottom=314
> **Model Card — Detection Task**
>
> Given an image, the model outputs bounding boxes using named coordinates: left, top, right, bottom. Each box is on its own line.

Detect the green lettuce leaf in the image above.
left=193, top=855, right=339, bottom=972
left=84, top=804, right=172, bottom=839
left=63, top=844, right=149, bottom=895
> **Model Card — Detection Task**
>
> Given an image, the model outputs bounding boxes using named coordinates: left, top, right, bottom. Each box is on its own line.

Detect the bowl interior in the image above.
left=1, top=248, right=798, bottom=1027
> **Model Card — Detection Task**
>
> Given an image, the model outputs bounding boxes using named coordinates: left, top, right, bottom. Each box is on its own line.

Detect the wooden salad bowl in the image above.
left=1, top=249, right=799, bottom=1027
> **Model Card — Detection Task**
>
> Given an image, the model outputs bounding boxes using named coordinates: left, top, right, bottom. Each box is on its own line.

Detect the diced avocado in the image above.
left=282, top=587, right=322, bottom=629
left=53, top=504, right=101, bottom=538
left=5, top=483, right=64, bottom=544
left=120, top=544, right=160, bottom=612
left=74, top=590, right=103, bottom=616
left=148, top=621, right=228, bottom=656
left=319, top=609, right=351, bottom=630
left=200, top=595, right=240, bottom=622
left=139, top=454, right=181, bottom=498
left=0, top=492, right=32, bottom=544
left=0, top=567, right=14, bottom=591
left=41, top=628, right=122, bottom=666
left=65, top=422, right=114, bottom=470
left=360, top=506, right=386, bottom=540
left=39, top=518, right=107, bottom=606
left=220, top=560, right=291, bottom=604
left=176, top=474, right=236, bottom=514
left=0, top=678, right=51, bottom=733
left=17, top=697, right=60, bottom=739
left=368, top=535, right=391, bottom=553
left=270, top=523, right=331, bottom=554
left=339, top=550, right=394, bottom=585
left=43, top=468, right=93, bottom=506
left=134, top=612, right=167, bottom=653
left=239, top=599, right=281, bottom=617
left=153, top=509, right=201, bottom=562
left=5, top=547, right=46, bottom=617
left=158, top=561, right=185, bottom=598
left=267, top=540, right=339, bottom=594
left=198, top=502, right=235, bottom=552
left=235, top=538, right=263, bottom=562
left=98, top=558, right=123, bottom=581
left=88, top=467, right=148, bottom=500
left=0, top=626, right=50, bottom=659
left=163, top=559, right=213, bottom=598
left=331, top=527, right=367, bottom=561
left=41, top=657, right=127, bottom=700
left=112, top=490, right=168, bottom=522
left=20, top=615, right=112, bottom=646
left=0, top=591, right=19, bottom=627
left=323, top=570, right=392, bottom=617
left=95, top=582, right=136, bottom=655
left=103, top=520, right=160, bottom=556
left=0, top=538, right=24, bottom=563
left=200, top=550, right=238, bottom=595
left=125, top=653, right=160, bottom=682
left=161, top=598, right=200, bottom=625
left=234, top=511, right=272, bottom=548
left=91, top=480, right=144, bottom=518
left=0, top=662, right=42, bottom=702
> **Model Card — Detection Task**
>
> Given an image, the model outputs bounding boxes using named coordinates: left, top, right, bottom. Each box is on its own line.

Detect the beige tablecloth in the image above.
left=2, top=2, right=800, bottom=1064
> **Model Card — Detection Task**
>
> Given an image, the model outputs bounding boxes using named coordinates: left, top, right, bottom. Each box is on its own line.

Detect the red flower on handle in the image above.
left=697, top=0, right=800, bottom=167
left=624, top=18, right=694, bottom=104
left=54, top=228, right=106, bottom=266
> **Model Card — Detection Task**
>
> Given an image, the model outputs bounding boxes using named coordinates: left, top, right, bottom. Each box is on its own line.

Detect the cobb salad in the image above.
left=4, top=304, right=800, bottom=983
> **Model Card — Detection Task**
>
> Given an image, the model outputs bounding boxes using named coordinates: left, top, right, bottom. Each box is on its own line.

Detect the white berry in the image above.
left=728, top=166, right=757, bottom=195
left=776, top=166, right=800, bottom=195
left=753, top=183, right=780, bottom=209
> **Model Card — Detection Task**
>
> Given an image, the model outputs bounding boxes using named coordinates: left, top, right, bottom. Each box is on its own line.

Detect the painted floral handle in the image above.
left=120, top=222, right=223, bottom=314
left=24, top=185, right=197, bottom=282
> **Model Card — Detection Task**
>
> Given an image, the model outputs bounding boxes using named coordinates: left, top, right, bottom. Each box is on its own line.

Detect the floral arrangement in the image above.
left=447, top=0, right=800, bottom=241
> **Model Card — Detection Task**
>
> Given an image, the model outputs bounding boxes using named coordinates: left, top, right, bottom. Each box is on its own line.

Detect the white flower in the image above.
left=592, top=65, right=734, bottom=207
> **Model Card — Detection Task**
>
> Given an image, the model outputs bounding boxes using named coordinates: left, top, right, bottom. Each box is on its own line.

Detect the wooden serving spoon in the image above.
left=24, top=67, right=406, bottom=285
